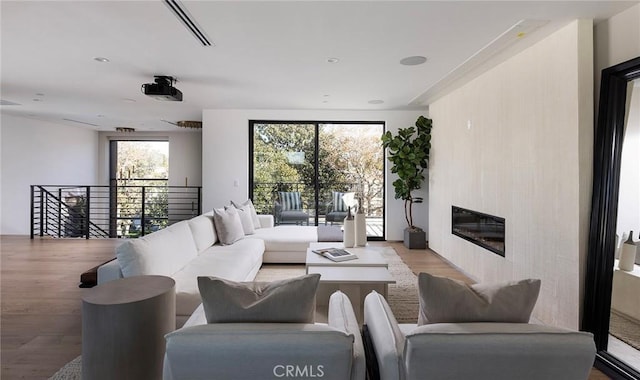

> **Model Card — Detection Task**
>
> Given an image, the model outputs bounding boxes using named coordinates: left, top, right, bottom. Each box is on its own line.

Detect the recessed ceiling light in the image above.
left=323, top=94, right=330, bottom=97
left=97, top=114, right=105, bottom=117
left=322, top=100, right=329, bottom=103
left=94, top=57, right=110, bottom=63
left=35, top=93, right=45, bottom=97
left=327, top=57, right=340, bottom=64
left=400, top=56, right=427, bottom=66
left=32, top=98, right=42, bottom=102
left=368, top=99, right=384, bottom=104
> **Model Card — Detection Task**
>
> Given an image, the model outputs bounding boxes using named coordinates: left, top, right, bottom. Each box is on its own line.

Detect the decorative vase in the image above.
left=343, top=207, right=355, bottom=248
left=619, top=231, right=637, bottom=271
left=354, top=205, right=366, bottom=247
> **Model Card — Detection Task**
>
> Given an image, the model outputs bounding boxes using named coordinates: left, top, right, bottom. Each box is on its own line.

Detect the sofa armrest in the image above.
left=163, top=324, right=354, bottom=380
left=363, top=291, right=405, bottom=380
left=403, top=323, right=596, bottom=380
left=328, top=291, right=366, bottom=380
left=257, top=214, right=274, bottom=228
left=97, top=259, right=123, bottom=285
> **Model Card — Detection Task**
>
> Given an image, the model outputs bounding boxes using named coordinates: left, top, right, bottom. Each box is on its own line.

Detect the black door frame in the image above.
left=248, top=120, right=386, bottom=240
left=582, top=56, right=640, bottom=380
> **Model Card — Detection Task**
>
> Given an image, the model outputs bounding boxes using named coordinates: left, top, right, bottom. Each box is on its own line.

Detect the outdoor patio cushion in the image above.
left=278, top=191, right=303, bottom=211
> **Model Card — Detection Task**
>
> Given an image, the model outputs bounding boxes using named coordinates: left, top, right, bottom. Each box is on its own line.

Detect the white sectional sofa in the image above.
left=98, top=212, right=322, bottom=326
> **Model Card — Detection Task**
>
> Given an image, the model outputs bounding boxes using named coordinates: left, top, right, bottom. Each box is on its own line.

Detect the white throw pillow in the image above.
left=212, top=207, right=244, bottom=245
left=231, top=204, right=255, bottom=235
left=231, top=199, right=261, bottom=230
left=417, top=272, right=541, bottom=325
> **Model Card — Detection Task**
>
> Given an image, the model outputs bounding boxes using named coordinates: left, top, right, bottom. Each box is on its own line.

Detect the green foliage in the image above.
left=381, top=116, right=432, bottom=228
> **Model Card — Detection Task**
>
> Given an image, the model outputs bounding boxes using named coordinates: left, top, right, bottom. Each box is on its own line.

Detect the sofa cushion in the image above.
left=212, top=206, right=244, bottom=245
left=187, top=215, right=217, bottom=252
left=251, top=226, right=317, bottom=252
left=198, top=273, right=320, bottom=323
left=417, top=273, right=540, bottom=325
left=232, top=199, right=261, bottom=230
left=116, top=221, right=198, bottom=277
left=172, top=238, right=265, bottom=316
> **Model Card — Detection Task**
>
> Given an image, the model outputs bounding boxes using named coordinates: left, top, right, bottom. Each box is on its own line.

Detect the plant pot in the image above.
left=404, top=227, right=426, bottom=249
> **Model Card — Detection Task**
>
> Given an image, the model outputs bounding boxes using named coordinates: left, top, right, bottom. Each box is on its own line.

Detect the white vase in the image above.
left=343, top=207, right=355, bottom=248
left=354, top=208, right=366, bottom=247
left=619, top=231, right=637, bottom=271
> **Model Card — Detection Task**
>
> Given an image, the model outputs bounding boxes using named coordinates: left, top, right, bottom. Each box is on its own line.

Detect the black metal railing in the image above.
left=31, top=184, right=201, bottom=239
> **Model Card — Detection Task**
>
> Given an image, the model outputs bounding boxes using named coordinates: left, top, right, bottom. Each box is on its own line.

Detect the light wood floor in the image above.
left=1, top=236, right=609, bottom=379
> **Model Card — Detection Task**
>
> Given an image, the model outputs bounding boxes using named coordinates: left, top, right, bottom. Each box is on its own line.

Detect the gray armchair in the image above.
left=274, top=191, right=309, bottom=225
left=325, top=191, right=355, bottom=225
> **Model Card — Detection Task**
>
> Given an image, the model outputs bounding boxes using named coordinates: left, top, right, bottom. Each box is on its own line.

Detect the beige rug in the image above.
left=610, top=311, right=640, bottom=350
left=50, top=247, right=419, bottom=379
left=256, top=246, right=420, bottom=323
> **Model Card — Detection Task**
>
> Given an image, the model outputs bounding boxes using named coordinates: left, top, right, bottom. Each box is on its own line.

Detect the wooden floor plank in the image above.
left=1, top=236, right=610, bottom=379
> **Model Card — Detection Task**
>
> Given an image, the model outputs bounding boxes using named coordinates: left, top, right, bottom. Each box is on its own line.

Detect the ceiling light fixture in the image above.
left=327, top=58, right=340, bottom=64
left=94, top=57, right=110, bottom=63
left=176, top=120, right=202, bottom=129
left=116, top=127, right=135, bottom=133
left=368, top=100, right=384, bottom=104
left=400, top=56, right=427, bottom=66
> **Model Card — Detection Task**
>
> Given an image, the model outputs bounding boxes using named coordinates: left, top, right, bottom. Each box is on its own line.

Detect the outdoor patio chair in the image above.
left=325, top=191, right=355, bottom=225
left=274, top=191, right=309, bottom=225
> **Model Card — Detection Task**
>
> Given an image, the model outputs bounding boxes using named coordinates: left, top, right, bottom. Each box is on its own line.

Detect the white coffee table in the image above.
left=306, top=242, right=395, bottom=322
left=306, top=242, right=389, bottom=270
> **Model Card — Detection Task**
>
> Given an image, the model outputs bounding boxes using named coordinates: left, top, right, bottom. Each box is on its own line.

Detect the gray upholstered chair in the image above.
left=274, top=191, right=309, bottom=225
left=325, top=191, right=355, bottom=225
left=363, top=291, right=596, bottom=380
left=163, top=291, right=365, bottom=380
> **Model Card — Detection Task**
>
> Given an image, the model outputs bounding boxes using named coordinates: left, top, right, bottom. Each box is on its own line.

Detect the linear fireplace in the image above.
left=452, top=206, right=505, bottom=257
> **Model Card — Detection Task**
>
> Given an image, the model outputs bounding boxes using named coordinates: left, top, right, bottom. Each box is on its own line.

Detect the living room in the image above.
left=2, top=1, right=640, bottom=379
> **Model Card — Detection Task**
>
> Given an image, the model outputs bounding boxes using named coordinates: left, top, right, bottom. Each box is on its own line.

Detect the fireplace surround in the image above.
left=451, top=206, right=505, bottom=257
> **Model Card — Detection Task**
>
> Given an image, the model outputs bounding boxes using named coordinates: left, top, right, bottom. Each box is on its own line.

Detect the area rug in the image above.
left=50, top=247, right=419, bottom=379
left=610, top=311, right=640, bottom=350
left=256, top=247, right=420, bottom=323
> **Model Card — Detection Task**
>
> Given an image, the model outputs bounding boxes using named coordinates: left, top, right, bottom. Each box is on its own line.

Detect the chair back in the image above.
left=278, top=191, right=303, bottom=211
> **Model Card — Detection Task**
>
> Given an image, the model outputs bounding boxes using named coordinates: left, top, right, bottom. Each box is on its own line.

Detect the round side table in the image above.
left=82, top=275, right=176, bottom=380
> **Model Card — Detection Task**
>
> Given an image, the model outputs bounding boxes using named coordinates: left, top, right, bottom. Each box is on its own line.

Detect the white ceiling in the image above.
left=1, top=1, right=637, bottom=132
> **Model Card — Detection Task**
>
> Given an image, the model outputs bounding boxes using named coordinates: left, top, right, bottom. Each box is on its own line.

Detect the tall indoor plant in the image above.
left=381, top=115, right=432, bottom=248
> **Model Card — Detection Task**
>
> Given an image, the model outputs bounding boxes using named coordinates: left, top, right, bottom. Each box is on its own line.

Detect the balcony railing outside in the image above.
left=31, top=184, right=201, bottom=239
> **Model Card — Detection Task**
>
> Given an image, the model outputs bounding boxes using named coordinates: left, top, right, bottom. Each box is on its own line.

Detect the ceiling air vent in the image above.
left=164, top=0, right=212, bottom=47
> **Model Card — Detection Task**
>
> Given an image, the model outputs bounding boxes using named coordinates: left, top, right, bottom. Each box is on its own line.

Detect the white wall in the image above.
left=202, top=109, right=426, bottom=240
left=0, top=114, right=100, bottom=235
left=428, top=20, right=593, bottom=329
left=594, top=3, right=640, bottom=96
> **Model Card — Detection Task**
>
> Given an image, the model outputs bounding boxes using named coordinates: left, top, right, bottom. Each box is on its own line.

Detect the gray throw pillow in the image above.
left=198, top=274, right=321, bottom=323
left=212, top=206, right=244, bottom=245
left=417, top=272, right=541, bottom=325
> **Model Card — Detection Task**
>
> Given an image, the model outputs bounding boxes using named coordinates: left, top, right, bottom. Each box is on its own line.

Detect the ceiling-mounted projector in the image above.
left=142, top=76, right=183, bottom=101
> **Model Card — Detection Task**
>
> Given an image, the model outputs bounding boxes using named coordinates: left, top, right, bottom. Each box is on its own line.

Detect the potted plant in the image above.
left=381, top=115, right=432, bottom=249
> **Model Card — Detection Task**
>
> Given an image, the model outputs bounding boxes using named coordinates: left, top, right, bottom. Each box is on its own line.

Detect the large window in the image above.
left=249, top=121, right=385, bottom=239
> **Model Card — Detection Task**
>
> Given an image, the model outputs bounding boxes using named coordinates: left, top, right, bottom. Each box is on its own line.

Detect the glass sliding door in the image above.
left=250, top=120, right=385, bottom=239
left=251, top=123, right=316, bottom=225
